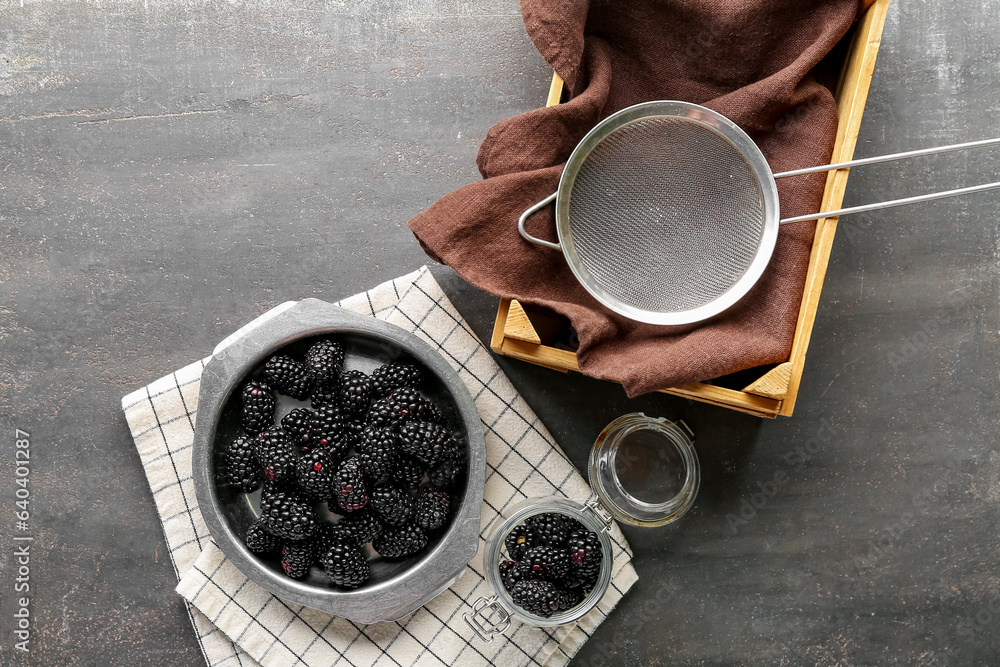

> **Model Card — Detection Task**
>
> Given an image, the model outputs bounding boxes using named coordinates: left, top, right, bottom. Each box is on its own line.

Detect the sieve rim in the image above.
left=553, top=100, right=781, bottom=326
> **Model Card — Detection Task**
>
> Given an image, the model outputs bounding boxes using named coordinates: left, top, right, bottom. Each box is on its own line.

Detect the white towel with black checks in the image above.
left=122, top=266, right=638, bottom=667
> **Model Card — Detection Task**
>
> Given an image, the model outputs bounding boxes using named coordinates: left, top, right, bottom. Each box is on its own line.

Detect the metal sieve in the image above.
left=519, top=100, right=1000, bottom=325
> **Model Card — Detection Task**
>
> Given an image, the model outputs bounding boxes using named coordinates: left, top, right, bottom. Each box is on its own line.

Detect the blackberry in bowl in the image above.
left=192, top=298, right=486, bottom=623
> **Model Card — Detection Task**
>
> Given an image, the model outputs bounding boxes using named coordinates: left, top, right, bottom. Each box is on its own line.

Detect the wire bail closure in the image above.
left=583, top=495, right=615, bottom=534
left=464, top=595, right=511, bottom=643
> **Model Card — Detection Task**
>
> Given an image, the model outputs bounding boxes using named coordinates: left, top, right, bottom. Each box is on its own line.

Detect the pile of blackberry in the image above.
left=223, top=337, right=466, bottom=589
left=499, top=512, right=603, bottom=618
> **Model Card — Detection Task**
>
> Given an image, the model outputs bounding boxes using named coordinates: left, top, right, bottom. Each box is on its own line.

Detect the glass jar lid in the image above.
left=588, top=413, right=699, bottom=527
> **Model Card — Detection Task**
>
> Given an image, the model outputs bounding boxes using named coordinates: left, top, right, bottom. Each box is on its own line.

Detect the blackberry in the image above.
left=245, top=519, right=281, bottom=555
left=413, top=488, right=449, bottom=532
left=397, top=421, right=458, bottom=466
left=254, top=424, right=291, bottom=459
left=225, top=434, right=260, bottom=493
left=295, top=449, right=336, bottom=501
left=304, top=339, right=344, bottom=386
left=504, top=525, right=535, bottom=561
left=373, top=524, right=427, bottom=559
left=371, top=362, right=423, bottom=398
left=511, top=580, right=560, bottom=618
left=343, top=419, right=366, bottom=447
left=281, top=408, right=317, bottom=451
left=336, top=510, right=384, bottom=546
left=257, top=427, right=297, bottom=487
left=321, top=537, right=370, bottom=589
left=262, top=451, right=298, bottom=483
left=566, top=529, right=603, bottom=580
left=310, top=382, right=339, bottom=409
left=310, top=523, right=343, bottom=560
left=562, top=567, right=600, bottom=593
left=427, top=453, right=464, bottom=490
left=527, top=513, right=570, bottom=547
left=556, top=587, right=584, bottom=612
left=367, top=388, right=441, bottom=431
left=310, top=404, right=352, bottom=458
left=338, top=370, right=374, bottom=419
left=241, top=380, right=275, bottom=435
left=333, top=457, right=369, bottom=512
left=502, top=561, right=536, bottom=590
left=264, top=355, right=313, bottom=400
left=281, top=542, right=314, bottom=579
left=312, top=521, right=378, bottom=562
left=259, top=488, right=316, bottom=541
left=369, top=485, right=414, bottom=527
left=523, top=545, right=570, bottom=580
left=357, top=426, right=398, bottom=482
left=499, top=559, right=518, bottom=585
left=366, top=396, right=404, bottom=431
left=390, top=454, right=426, bottom=491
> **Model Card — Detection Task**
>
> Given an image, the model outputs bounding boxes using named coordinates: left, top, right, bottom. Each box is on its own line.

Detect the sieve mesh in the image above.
left=566, top=116, right=766, bottom=314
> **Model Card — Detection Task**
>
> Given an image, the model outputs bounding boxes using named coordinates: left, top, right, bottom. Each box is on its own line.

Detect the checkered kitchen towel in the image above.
left=122, top=266, right=638, bottom=667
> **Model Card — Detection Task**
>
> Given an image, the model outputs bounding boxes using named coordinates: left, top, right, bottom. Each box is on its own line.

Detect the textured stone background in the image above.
left=0, top=1, right=998, bottom=664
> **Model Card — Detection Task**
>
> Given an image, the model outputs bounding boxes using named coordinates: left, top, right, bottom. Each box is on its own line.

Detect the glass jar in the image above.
left=464, top=413, right=699, bottom=640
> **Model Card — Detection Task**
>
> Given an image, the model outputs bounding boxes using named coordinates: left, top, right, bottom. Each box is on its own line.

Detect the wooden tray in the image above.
left=491, top=0, right=891, bottom=418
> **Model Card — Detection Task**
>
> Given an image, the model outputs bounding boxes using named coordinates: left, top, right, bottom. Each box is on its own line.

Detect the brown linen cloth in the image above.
left=409, top=0, right=875, bottom=397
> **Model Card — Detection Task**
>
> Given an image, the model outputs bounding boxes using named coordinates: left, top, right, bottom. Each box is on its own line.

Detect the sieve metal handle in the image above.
left=773, top=137, right=1000, bottom=179
left=778, top=181, right=1000, bottom=225
left=775, top=136, right=1000, bottom=225
left=518, top=193, right=561, bottom=250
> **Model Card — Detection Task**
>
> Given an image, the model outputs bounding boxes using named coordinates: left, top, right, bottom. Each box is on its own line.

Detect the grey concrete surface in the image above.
left=0, top=0, right=998, bottom=665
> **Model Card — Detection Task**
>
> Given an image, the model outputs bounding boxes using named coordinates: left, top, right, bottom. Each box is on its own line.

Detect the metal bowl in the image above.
left=192, top=298, right=486, bottom=623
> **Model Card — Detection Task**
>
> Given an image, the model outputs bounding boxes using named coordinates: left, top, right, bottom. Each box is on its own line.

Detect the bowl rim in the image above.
left=192, top=298, right=487, bottom=623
